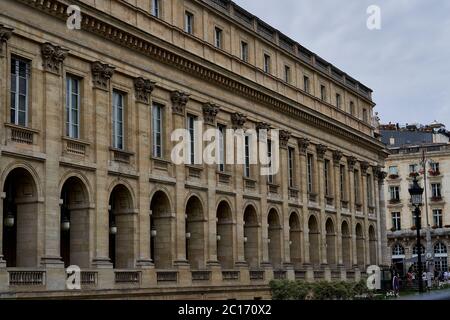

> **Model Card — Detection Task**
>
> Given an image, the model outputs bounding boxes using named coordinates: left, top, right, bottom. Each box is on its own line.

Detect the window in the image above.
left=185, top=11, right=194, bottom=34
left=389, top=166, right=399, bottom=175
left=434, top=242, right=447, bottom=255
left=363, top=108, right=368, bottom=123
left=151, top=0, right=160, bottom=18
left=152, top=103, right=163, bottom=158
left=263, top=54, right=271, bottom=73
left=307, top=154, right=314, bottom=193
left=409, top=164, right=418, bottom=174
left=10, top=57, right=30, bottom=126
left=66, top=75, right=80, bottom=139
left=217, top=124, right=226, bottom=172
left=267, top=139, right=273, bottom=184
left=112, top=91, right=124, bottom=150
left=288, top=147, right=295, bottom=188
left=389, top=186, right=400, bottom=201
left=433, top=209, right=443, bottom=228
left=354, top=170, right=360, bottom=204
left=367, top=174, right=373, bottom=206
left=324, top=160, right=331, bottom=196
left=392, top=243, right=405, bottom=256
left=431, top=162, right=440, bottom=173
left=241, top=41, right=248, bottom=62
left=434, top=243, right=448, bottom=271
left=320, top=85, right=326, bottom=101
left=412, top=210, right=421, bottom=228
left=244, top=135, right=250, bottom=178
left=284, top=65, right=291, bottom=83
left=413, top=245, right=425, bottom=256
left=214, top=27, right=222, bottom=49
left=340, top=165, right=346, bottom=200
left=391, top=213, right=401, bottom=231
left=187, top=115, right=197, bottom=164
left=303, top=75, right=310, bottom=93
left=431, top=183, right=442, bottom=198
left=349, top=101, right=355, bottom=116
left=336, top=93, right=341, bottom=109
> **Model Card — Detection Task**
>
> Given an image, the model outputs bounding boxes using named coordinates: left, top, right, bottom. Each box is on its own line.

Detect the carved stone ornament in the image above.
left=41, top=42, right=68, bottom=74
left=297, top=137, right=310, bottom=155
left=347, top=156, right=358, bottom=171
left=316, top=144, right=328, bottom=160
left=332, top=150, right=343, bottom=165
left=134, top=77, right=155, bottom=104
left=360, top=161, right=370, bottom=175
left=202, top=103, right=220, bottom=125
left=171, top=90, right=190, bottom=116
left=0, top=25, right=13, bottom=57
left=91, top=61, right=115, bottom=90
left=279, top=130, right=292, bottom=148
left=231, top=112, right=247, bottom=129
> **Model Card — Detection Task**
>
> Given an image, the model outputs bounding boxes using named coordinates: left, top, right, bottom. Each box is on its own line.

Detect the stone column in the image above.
left=332, top=151, right=345, bottom=278
left=298, top=137, right=311, bottom=278
left=0, top=192, right=5, bottom=267
left=0, top=25, right=13, bottom=146
left=316, top=144, right=328, bottom=267
left=91, top=61, right=115, bottom=272
left=134, top=77, right=156, bottom=286
left=361, top=161, right=370, bottom=269
left=280, top=130, right=294, bottom=279
left=347, top=156, right=358, bottom=269
left=375, top=166, right=389, bottom=266
left=170, top=91, right=192, bottom=285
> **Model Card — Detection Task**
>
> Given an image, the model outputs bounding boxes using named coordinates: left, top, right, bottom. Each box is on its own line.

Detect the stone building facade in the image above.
left=0, top=0, right=387, bottom=298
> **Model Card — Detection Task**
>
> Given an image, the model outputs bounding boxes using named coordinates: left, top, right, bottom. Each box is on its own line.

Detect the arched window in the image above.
left=434, top=242, right=448, bottom=255
left=392, top=244, right=405, bottom=256
left=412, top=245, right=425, bottom=256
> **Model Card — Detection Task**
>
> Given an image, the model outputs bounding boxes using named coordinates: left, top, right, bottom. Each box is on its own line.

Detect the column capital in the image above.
left=316, top=144, right=328, bottom=160
left=347, top=156, right=357, bottom=171
left=0, top=25, right=13, bottom=57
left=171, top=90, right=190, bottom=116
left=332, top=150, right=343, bottom=166
left=279, top=130, right=292, bottom=149
left=297, top=137, right=310, bottom=155
left=91, top=61, right=115, bottom=90
left=373, top=165, right=387, bottom=184
left=202, top=102, right=220, bottom=126
left=360, top=161, right=370, bottom=175
left=231, top=112, right=247, bottom=129
left=134, top=77, right=155, bottom=104
left=256, top=122, right=271, bottom=133
left=41, top=42, right=68, bottom=75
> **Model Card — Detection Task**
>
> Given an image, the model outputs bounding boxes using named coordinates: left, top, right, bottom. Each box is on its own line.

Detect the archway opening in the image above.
left=341, top=221, right=351, bottom=268
left=326, top=218, right=336, bottom=267
left=289, top=212, right=301, bottom=268
left=356, top=224, right=365, bottom=269
left=109, top=184, right=135, bottom=269
left=60, top=176, right=90, bottom=268
left=244, top=205, right=259, bottom=269
left=308, top=215, right=320, bottom=266
left=2, top=168, right=39, bottom=268
left=186, top=196, right=205, bottom=270
left=268, top=209, right=282, bottom=269
left=368, top=226, right=377, bottom=265
left=150, top=191, right=172, bottom=269
left=216, top=201, right=234, bottom=269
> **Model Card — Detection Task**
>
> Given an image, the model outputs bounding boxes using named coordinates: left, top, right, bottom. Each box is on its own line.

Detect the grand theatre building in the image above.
left=0, top=0, right=388, bottom=298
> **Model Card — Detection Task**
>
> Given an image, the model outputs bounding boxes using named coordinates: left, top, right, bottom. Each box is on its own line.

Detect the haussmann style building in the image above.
left=0, top=0, right=388, bottom=299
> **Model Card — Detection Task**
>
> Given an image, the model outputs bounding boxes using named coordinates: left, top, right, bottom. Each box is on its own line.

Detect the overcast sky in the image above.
left=234, top=0, right=450, bottom=127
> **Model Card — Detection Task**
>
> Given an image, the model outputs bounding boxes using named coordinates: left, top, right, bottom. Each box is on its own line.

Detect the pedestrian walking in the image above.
left=392, top=273, right=400, bottom=296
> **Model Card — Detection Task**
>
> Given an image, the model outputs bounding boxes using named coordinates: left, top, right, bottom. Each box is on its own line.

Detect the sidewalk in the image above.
left=396, top=288, right=450, bottom=300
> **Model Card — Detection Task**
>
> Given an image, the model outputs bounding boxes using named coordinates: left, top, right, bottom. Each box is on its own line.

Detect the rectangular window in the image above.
left=284, top=65, right=291, bottom=83
left=389, top=186, right=400, bottom=201
left=217, top=124, right=226, bottom=172
left=112, top=91, right=124, bottom=150
left=263, top=54, right=271, bottom=73
left=185, top=11, right=194, bottom=34
left=303, top=75, right=310, bottom=93
left=241, top=41, right=249, bottom=62
left=10, top=57, right=30, bottom=126
left=363, top=108, right=368, bottom=123
left=288, top=147, right=295, bottom=188
left=320, top=85, right=326, bottom=101
left=433, top=209, right=443, bottom=228
left=151, top=0, right=160, bottom=18
left=431, top=162, right=440, bottom=173
left=354, top=170, right=360, bottom=203
left=389, top=166, right=399, bottom=175
left=66, top=75, right=80, bottom=139
left=214, top=27, right=222, bottom=49
left=324, top=160, right=331, bottom=196
left=152, top=103, right=163, bottom=158
left=392, top=212, right=401, bottom=231
left=336, top=93, right=341, bottom=109
left=187, top=115, right=197, bottom=165
left=412, top=211, right=421, bottom=228
left=350, top=101, right=355, bottom=116
left=432, top=183, right=442, bottom=198
left=367, top=174, right=373, bottom=206
left=307, top=154, right=314, bottom=193
left=244, top=135, right=250, bottom=178
left=409, top=164, right=418, bottom=173
left=267, top=139, right=273, bottom=184
left=340, top=165, right=346, bottom=200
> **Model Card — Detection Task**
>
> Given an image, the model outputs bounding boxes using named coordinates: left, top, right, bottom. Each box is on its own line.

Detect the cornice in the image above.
left=14, top=0, right=386, bottom=155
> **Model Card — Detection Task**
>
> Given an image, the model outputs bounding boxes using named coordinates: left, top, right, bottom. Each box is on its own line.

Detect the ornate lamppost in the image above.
left=409, top=175, right=424, bottom=293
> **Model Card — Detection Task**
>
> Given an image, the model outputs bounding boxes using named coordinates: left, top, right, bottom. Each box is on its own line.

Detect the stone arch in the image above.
left=185, top=195, right=206, bottom=269
left=308, top=214, right=320, bottom=266
left=58, top=171, right=93, bottom=206
left=341, top=220, right=352, bottom=268
left=289, top=211, right=301, bottom=268
left=368, top=225, right=377, bottom=265
left=150, top=190, right=173, bottom=269
left=59, top=176, right=91, bottom=268
left=268, top=208, right=282, bottom=269
left=216, top=200, right=234, bottom=269
left=1, top=162, right=43, bottom=200
left=2, top=166, right=40, bottom=267
left=244, top=204, right=259, bottom=269
left=109, top=183, right=136, bottom=269
left=325, top=218, right=336, bottom=266
left=355, top=223, right=365, bottom=269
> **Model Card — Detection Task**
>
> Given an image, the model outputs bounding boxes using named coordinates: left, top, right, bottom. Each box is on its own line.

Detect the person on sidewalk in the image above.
left=392, top=273, right=400, bottom=297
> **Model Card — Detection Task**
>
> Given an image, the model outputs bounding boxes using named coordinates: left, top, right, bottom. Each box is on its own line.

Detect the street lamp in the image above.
left=409, top=175, right=424, bottom=293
